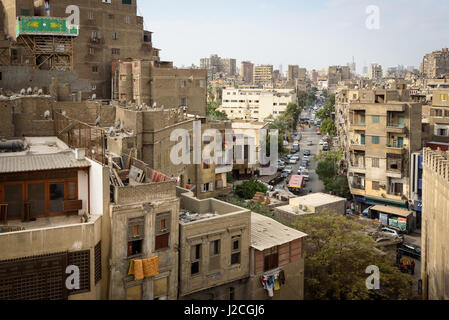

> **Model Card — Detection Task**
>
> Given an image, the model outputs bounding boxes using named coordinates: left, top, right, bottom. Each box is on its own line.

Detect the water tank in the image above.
left=0, top=140, right=26, bottom=152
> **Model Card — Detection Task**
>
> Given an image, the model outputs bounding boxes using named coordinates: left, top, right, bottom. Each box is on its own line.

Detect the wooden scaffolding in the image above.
left=13, top=34, right=74, bottom=71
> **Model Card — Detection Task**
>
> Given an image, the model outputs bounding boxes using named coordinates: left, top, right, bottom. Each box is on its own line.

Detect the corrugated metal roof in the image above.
left=250, top=213, right=307, bottom=251
left=0, top=152, right=91, bottom=173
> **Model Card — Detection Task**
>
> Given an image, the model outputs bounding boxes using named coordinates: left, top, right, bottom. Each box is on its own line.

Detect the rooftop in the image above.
left=0, top=137, right=91, bottom=174
left=250, top=212, right=307, bottom=251
left=290, top=192, right=346, bottom=208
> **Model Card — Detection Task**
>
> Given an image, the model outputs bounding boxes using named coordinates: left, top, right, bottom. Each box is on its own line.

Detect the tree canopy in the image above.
left=207, top=102, right=228, bottom=120
left=293, top=212, right=414, bottom=300
left=234, top=179, right=268, bottom=200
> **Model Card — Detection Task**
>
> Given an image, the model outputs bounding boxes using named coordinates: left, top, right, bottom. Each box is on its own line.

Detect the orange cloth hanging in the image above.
left=142, top=256, right=159, bottom=278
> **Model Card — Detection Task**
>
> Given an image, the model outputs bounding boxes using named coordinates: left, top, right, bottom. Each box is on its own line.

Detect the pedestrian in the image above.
left=411, top=260, right=416, bottom=275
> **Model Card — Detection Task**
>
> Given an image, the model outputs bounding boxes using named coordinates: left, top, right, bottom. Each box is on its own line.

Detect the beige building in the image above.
left=421, top=48, right=449, bottom=79
left=369, top=64, right=383, bottom=80
left=254, top=65, right=273, bottom=86
left=112, top=58, right=207, bottom=117
left=220, top=88, right=297, bottom=121
left=421, top=148, right=449, bottom=300
left=0, top=137, right=110, bottom=300
left=328, top=66, right=351, bottom=91
left=240, top=61, right=254, bottom=84
left=428, top=89, right=449, bottom=144
left=339, top=88, right=422, bottom=227
left=274, top=193, right=346, bottom=225
left=287, top=65, right=307, bottom=90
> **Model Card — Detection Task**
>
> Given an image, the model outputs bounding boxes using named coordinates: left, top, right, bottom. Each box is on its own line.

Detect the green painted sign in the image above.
left=16, top=16, right=79, bottom=37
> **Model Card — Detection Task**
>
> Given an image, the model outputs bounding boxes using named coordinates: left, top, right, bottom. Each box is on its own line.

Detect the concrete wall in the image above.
left=422, top=148, right=449, bottom=300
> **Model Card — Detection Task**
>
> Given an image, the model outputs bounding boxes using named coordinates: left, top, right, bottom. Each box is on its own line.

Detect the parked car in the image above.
left=281, top=172, right=289, bottom=178
left=398, top=244, right=421, bottom=261
left=307, top=140, right=313, bottom=146
left=299, top=161, right=308, bottom=170
left=304, top=150, right=311, bottom=156
left=303, top=156, right=310, bottom=162
left=301, top=169, right=310, bottom=181
left=291, top=155, right=300, bottom=161
left=289, top=158, right=297, bottom=164
left=381, top=227, right=404, bottom=239
left=268, top=174, right=284, bottom=186
left=283, top=166, right=293, bottom=174
left=322, top=145, right=329, bottom=151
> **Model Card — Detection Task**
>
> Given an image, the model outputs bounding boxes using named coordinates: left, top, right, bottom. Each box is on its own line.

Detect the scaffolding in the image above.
left=13, top=34, right=74, bottom=70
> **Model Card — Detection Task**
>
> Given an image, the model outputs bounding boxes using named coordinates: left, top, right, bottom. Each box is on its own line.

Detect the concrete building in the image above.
left=108, top=156, right=179, bottom=300
left=0, top=137, right=110, bottom=300
left=111, top=58, right=207, bottom=117
left=421, top=148, right=449, bottom=300
left=369, top=64, right=383, bottom=80
left=287, top=65, right=307, bottom=91
left=328, top=66, right=351, bottom=91
left=421, top=48, right=449, bottom=79
left=254, top=65, right=273, bottom=86
left=340, top=88, right=422, bottom=231
left=200, top=54, right=236, bottom=80
left=428, top=89, right=449, bottom=144
left=240, top=61, right=254, bottom=84
left=274, top=193, right=346, bottom=225
left=219, top=88, right=297, bottom=121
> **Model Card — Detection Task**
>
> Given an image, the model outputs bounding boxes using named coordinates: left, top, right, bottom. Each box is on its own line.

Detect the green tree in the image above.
left=293, top=212, right=414, bottom=300
left=320, top=118, right=337, bottom=136
left=207, top=102, right=228, bottom=120
left=325, top=175, right=351, bottom=198
left=315, top=157, right=337, bottom=183
left=234, top=179, right=268, bottom=200
left=285, top=102, right=302, bottom=130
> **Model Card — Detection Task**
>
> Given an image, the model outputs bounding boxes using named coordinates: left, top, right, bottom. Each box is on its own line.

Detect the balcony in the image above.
left=386, top=123, right=406, bottom=133
left=350, top=144, right=366, bottom=151
left=432, top=117, right=449, bottom=125
left=386, top=104, right=405, bottom=112
left=215, top=164, right=233, bottom=174
left=88, top=37, right=104, bottom=46
left=350, top=185, right=366, bottom=196
left=386, top=143, right=406, bottom=155
left=351, top=122, right=366, bottom=131
left=349, top=104, right=366, bottom=111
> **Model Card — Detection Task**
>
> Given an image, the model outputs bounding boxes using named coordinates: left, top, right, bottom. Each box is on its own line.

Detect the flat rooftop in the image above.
left=251, top=213, right=307, bottom=251
left=290, top=193, right=346, bottom=207
left=179, top=211, right=219, bottom=224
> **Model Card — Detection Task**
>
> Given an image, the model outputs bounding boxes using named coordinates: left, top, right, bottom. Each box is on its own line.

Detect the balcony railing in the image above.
left=387, top=143, right=404, bottom=149
left=350, top=184, right=365, bottom=190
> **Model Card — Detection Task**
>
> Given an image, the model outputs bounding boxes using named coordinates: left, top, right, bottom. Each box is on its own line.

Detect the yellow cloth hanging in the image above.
left=143, top=256, right=159, bottom=278
left=128, top=260, right=135, bottom=275
left=129, top=259, right=144, bottom=281
left=274, top=279, right=281, bottom=291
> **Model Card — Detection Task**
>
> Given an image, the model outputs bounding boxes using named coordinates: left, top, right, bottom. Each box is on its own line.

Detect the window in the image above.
left=209, top=240, right=221, bottom=271
left=372, top=115, right=380, bottom=123
left=89, top=47, right=95, bottom=55
left=231, top=236, right=241, bottom=265
left=229, top=287, right=235, bottom=300
left=371, top=136, right=380, bottom=144
left=126, top=285, right=142, bottom=300
left=180, top=97, right=187, bottom=107
left=125, top=16, right=131, bottom=24
left=112, top=48, right=120, bottom=55
left=155, top=212, right=170, bottom=250
left=264, top=247, right=278, bottom=272
left=372, top=158, right=380, bottom=168
left=20, top=9, right=30, bottom=16
left=372, top=181, right=380, bottom=191
left=203, top=161, right=210, bottom=169
left=95, top=241, right=102, bottom=284
left=88, top=11, right=94, bottom=20
left=112, top=32, right=118, bottom=40
left=92, top=66, right=99, bottom=73
left=180, top=80, right=186, bottom=88
left=154, top=277, right=168, bottom=299
left=127, top=217, right=144, bottom=257
left=122, top=0, right=132, bottom=4
left=200, top=80, right=205, bottom=88
left=441, top=94, right=448, bottom=102
left=49, top=183, right=64, bottom=213
left=201, top=183, right=213, bottom=193
left=92, top=31, right=99, bottom=39
left=191, top=244, right=201, bottom=276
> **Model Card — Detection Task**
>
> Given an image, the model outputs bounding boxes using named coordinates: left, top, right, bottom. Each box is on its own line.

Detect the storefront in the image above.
left=369, top=205, right=414, bottom=233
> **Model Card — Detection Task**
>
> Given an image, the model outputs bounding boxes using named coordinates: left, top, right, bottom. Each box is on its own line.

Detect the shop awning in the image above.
left=371, top=205, right=413, bottom=218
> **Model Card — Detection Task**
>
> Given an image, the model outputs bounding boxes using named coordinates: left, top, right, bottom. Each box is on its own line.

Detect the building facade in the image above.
left=254, top=65, right=273, bottom=86
left=421, top=48, right=449, bottom=79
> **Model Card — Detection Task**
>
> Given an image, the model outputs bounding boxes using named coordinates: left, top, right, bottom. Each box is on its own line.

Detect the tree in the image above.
left=293, top=212, right=414, bottom=300
left=315, top=157, right=337, bottom=182
left=325, top=175, right=351, bottom=198
left=207, top=103, right=228, bottom=120
left=315, top=151, right=349, bottom=198
left=234, top=179, right=268, bottom=200
left=320, top=118, right=337, bottom=136
left=285, top=102, right=302, bottom=130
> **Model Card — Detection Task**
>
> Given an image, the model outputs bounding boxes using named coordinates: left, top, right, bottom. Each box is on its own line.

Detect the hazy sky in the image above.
left=137, top=0, right=449, bottom=73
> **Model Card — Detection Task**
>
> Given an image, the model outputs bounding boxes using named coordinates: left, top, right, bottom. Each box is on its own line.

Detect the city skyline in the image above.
left=139, top=0, right=449, bottom=72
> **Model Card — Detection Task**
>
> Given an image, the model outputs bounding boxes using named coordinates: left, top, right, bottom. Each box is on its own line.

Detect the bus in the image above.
left=288, top=175, right=305, bottom=195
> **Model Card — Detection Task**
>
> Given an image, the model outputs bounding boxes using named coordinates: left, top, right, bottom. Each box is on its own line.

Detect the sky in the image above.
left=137, top=0, right=449, bottom=74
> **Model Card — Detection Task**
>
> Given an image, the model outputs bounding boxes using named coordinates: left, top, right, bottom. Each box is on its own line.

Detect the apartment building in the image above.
left=421, top=148, right=449, bottom=300
left=428, top=89, right=449, bottom=144
left=287, top=65, right=307, bottom=89
left=328, top=66, right=351, bottom=91
left=177, top=189, right=307, bottom=300
left=219, top=88, right=297, bottom=121
left=254, top=65, right=273, bottom=86
left=0, top=137, right=110, bottom=300
left=342, top=89, right=422, bottom=229
left=108, top=156, right=179, bottom=300
left=240, top=61, right=254, bottom=84
left=200, top=54, right=236, bottom=80
left=112, top=58, right=207, bottom=117
left=369, top=64, right=383, bottom=80
left=421, top=48, right=449, bottom=79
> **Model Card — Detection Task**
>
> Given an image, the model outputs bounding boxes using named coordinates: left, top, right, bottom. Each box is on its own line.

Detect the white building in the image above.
left=219, top=88, right=297, bottom=121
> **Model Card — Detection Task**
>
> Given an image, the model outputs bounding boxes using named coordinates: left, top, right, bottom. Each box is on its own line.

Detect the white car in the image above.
left=381, top=227, right=403, bottom=239
left=283, top=166, right=293, bottom=174
left=289, top=158, right=297, bottom=164
left=307, top=141, right=313, bottom=146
